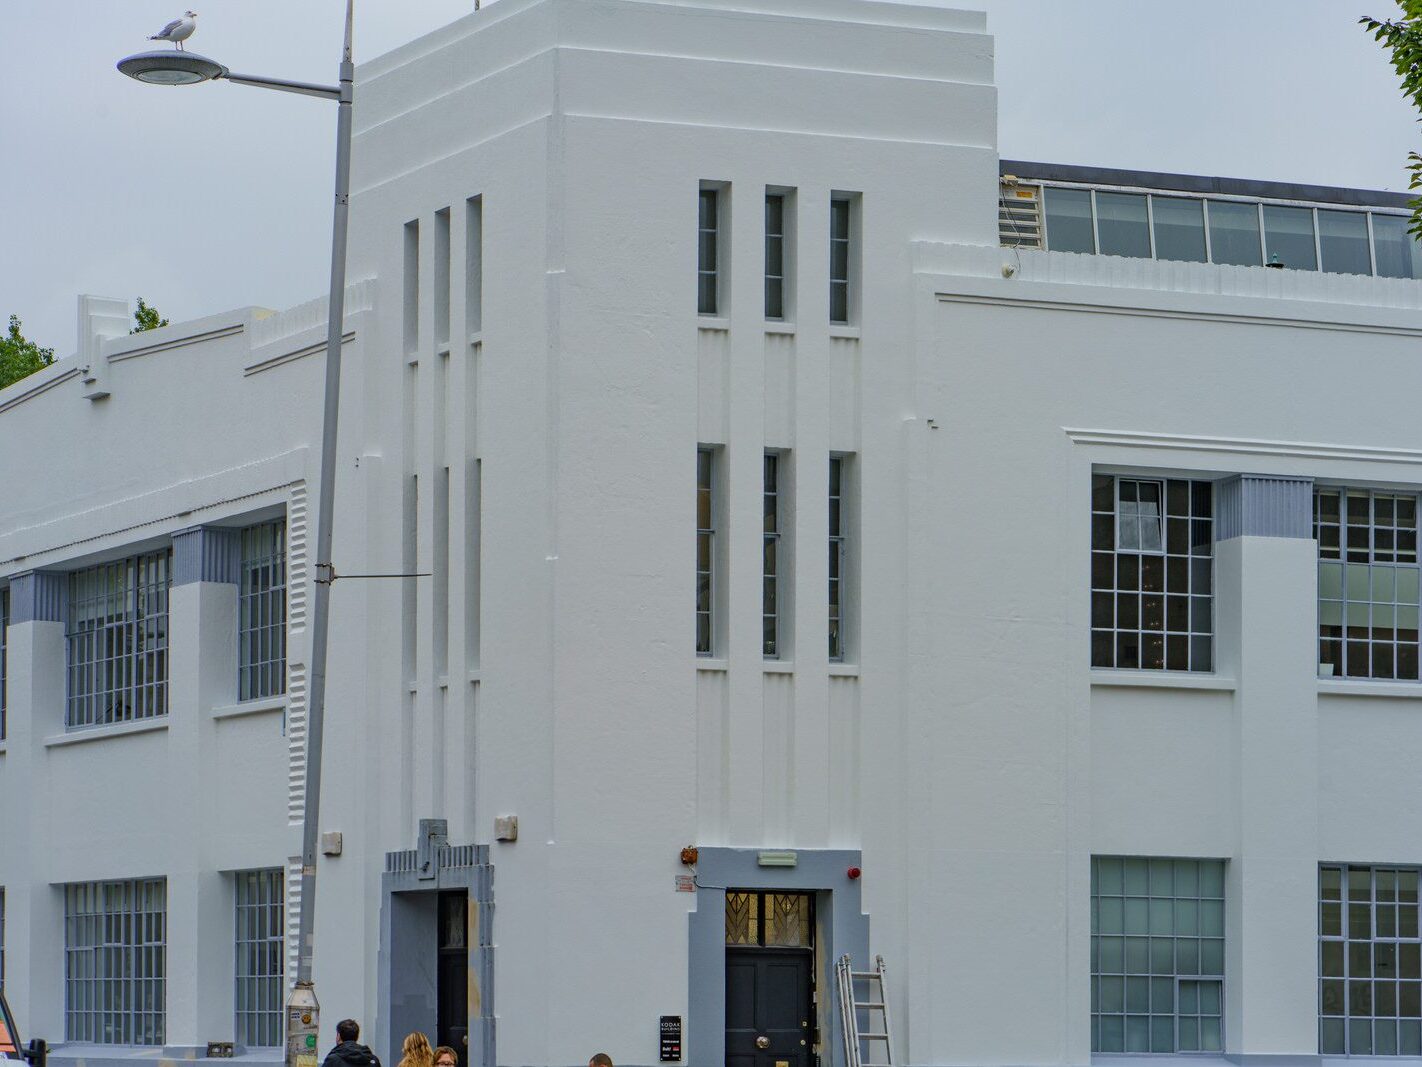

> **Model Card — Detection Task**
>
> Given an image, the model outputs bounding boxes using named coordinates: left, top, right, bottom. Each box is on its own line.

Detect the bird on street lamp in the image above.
left=148, top=11, right=198, bottom=51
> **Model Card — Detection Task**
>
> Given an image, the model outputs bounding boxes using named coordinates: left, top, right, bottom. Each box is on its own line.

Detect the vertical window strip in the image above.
left=697, top=448, right=716, bottom=655
left=765, top=194, right=786, bottom=320
left=828, top=455, right=846, bottom=661
left=1320, top=864, right=1422, bottom=1055
left=1315, top=488, right=1420, bottom=681
left=1091, top=475, right=1214, bottom=672
left=1092, top=857, right=1226, bottom=1054
left=466, top=196, right=484, bottom=335
left=64, top=879, right=166, bottom=1045
left=239, top=522, right=288, bottom=701
left=829, top=198, right=852, bottom=324
left=0, top=587, right=8, bottom=741
left=698, top=188, right=720, bottom=315
left=0, top=886, right=5, bottom=992
left=66, top=551, right=172, bottom=728
left=235, top=869, right=284, bottom=1047
left=763, top=453, right=781, bottom=657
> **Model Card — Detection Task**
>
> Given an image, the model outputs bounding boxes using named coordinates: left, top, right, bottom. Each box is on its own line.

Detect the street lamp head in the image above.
left=116, top=50, right=227, bottom=86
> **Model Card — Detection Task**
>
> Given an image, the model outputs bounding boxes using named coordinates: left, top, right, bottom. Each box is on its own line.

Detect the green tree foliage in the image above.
left=131, top=297, right=169, bottom=334
left=0, top=315, right=55, bottom=391
left=1362, top=2, right=1422, bottom=235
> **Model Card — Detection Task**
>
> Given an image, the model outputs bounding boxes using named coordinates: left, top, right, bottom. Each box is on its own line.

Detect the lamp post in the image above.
left=119, top=8, right=354, bottom=1067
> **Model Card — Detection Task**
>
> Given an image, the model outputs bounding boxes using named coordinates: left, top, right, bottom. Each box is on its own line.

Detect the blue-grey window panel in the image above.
left=1044, top=187, right=1094, bottom=253
left=1216, top=475, right=1313, bottom=541
left=1096, top=192, right=1151, bottom=258
left=1373, top=214, right=1421, bottom=280
left=1207, top=200, right=1262, bottom=266
left=172, top=526, right=241, bottom=586
left=1152, top=197, right=1207, bottom=263
left=9, top=570, right=65, bottom=625
left=1263, top=205, right=1318, bottom=270
left=1319, top=210, right=1372, bottom=276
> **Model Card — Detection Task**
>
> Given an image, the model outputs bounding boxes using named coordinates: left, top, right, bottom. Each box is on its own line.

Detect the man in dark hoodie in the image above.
left=322, top=1019, right=381, bottom=1067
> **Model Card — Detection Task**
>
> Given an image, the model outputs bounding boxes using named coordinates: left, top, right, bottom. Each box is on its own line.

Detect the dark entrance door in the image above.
left=436, top=891, right=469, bottom=1055
left=724, top=891, right=815, bottom=1067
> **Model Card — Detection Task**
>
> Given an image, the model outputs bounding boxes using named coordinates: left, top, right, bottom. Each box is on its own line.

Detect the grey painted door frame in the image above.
left=688, top=847, right=867, bottom=1067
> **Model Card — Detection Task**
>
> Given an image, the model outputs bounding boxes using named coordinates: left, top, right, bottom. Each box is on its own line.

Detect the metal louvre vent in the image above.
left=999, top=177, right=1043, bottom=248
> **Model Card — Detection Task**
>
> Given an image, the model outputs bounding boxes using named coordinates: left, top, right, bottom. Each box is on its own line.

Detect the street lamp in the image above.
left=119, top=8, right=354, bottom=1067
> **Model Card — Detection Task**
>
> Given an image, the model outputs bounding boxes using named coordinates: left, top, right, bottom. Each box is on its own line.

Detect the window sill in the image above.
left=697, top=657, right=728, bottom=672
left=829, top=324, right=861, bottom=340
left=698, top=316, right=730, bottom=332
left=1091, top=670, right=1237, bottom=692
left=212, top=695, right=288, bottom=721
left=0, top=741, right=7, bottom=756
left=468, top=330, right=484, bottom=347
left=763, top=660, right=795, bottom=673
left=764, top=321, right=796, bottom=335
left=45, top=717, right=169, bottom=748
left=829, top=663, right=860, bottom=678
left=1318, top=678, right=1422, bottom=699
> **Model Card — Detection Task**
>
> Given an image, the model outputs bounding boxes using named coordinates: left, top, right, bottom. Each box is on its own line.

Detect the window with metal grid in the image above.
left=697, top=447, right=716, bottom=656
left=1315, top=488, right=1420, bottom=681
left=64, top=879, right=166, bottom=1045
left=1320, top=865, right=1422, bottom=1055
left=830, top=196, right=852, bottom=324
left=765, top=193, right=786, bottom=320
left=1092, top=857, right=1226, bottom=1054
left=1091, top=476, right=1214, bottom=672
left=829, top=455, right=848, bottom=661
left=0, top=587, right=8, bottom=741
left=698, top=188, right=720, bottom=315
left=235, top=869, right=284, bottom=1047
left=66, top=551, right=171, bottom=728
left=764, top=452, right=782, bottom=658
left=239, top=522, right=288, bottom=701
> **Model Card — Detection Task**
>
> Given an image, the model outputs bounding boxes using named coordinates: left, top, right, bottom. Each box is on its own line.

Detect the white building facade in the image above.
left=4, top=2, right=1422, bottom=1067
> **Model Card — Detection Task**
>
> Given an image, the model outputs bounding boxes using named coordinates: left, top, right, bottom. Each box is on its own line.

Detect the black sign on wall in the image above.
left=659, top=1016, right=682, bottom=1062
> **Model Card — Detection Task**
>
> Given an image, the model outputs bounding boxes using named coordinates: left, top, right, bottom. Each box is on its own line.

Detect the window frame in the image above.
left=1315, top=486, right=1421, bottom=682
left=234, top=869, right=284, bottom=1048
left=1319, top=864, right=1422, bottom=1056
left=829, top=193, right=859, bottom=325
left=697, top=446, right=718, bottom=656
left=64, top=878, right=167, bottom=1045
left=699, top=184, right=725, bottom=316
left=66, top=550, right=172, bottom=729
left=765, top=190, right=792, bottom=322
left=1091, top=474, right=1214, bottom=673
left=1092, top=856, right=1227, bottom=1055
left=239, top=521, right=288, bottom=702
left=828, top=453, right=851, bottom=662
left=764, top=451, right=784, bottom=659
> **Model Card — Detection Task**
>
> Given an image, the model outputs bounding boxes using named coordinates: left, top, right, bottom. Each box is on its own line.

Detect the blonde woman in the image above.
left=396, top=1033, right=433, bottom=1067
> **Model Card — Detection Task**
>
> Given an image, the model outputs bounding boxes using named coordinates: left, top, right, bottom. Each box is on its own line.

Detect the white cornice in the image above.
left=1064, top=428, right=1422, bottom=466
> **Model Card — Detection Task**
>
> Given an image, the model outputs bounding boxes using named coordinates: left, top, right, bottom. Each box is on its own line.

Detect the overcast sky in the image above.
left=1, top=0, right=1417, bottom=355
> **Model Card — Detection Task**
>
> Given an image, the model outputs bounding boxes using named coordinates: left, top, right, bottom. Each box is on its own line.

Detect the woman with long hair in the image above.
left=396, top=1032, right=433, bottom=1067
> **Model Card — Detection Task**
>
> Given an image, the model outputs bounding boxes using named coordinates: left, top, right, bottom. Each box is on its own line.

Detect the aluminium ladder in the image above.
left=836, top=953, right=896, bottom=1067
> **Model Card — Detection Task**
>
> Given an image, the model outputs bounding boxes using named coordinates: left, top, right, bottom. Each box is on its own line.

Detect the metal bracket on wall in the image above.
left=417, top=818, right=449, bottom=881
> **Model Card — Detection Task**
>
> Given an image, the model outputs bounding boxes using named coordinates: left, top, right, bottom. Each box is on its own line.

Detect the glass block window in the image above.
left=830, top=197, right=852, bottom=324
left=239, top=522, right=288, bottom=701
left=67, top=551, right=172, bottom=728
left=64, top=879, right=166, bottom=1045
left=1316, top=488, right=1420, bottom=681
left=698, top=188, right=720, bottom=316
left=1092, top=857, right=1226, bottom=1054
left=724, top=891, right=812, bottom=949
left=0, top=587, right=8, bottom=741
left=829, top=455, right=847, bottom=662
left=235, top=869, right=284, bottom=1047
left=696, top=447, right=716, bottom=656
left=1092, top=476, right=1214, bottom=672
left=1320, top=865, right=1422, bottom=1055
left=763, top=453, right=782, bottom=658
left=765, top=193, right=786, bottom=321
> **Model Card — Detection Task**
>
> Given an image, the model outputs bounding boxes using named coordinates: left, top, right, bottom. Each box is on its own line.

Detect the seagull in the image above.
left=149, top=11, right=197, bottom=51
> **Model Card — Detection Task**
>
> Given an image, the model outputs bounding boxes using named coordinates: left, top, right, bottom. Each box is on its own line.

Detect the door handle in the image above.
left=755, top=1036, right=770, bottom=1049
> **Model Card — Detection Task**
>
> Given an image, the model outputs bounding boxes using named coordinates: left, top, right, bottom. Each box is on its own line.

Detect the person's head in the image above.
left=336, top=1020, right=361, bottom=1044
left=589, top=1055, right=614, bottom=1067
left=433, top=1048, right=457, bottom=1067
left=401, top=1033, right=433, bottom=1064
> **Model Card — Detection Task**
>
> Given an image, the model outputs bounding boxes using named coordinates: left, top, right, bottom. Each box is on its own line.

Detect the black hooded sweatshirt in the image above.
left=322, top=1041, right=382, bottom=1067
